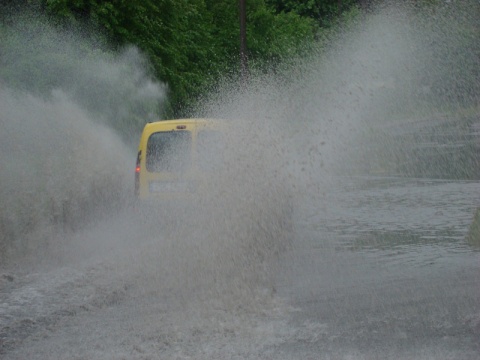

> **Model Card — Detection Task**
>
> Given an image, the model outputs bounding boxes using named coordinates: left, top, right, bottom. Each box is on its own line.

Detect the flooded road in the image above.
left=276, top=177, right=480, bottom=359
left=1, top=176, right=479, bottom=359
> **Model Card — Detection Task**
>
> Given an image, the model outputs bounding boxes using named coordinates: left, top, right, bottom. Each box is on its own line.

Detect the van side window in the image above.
left=146, top=131, right=192, bottom=172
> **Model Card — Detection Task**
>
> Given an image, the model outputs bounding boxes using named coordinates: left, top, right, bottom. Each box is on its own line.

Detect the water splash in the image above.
left=0, top=2, right=479, bottom=359
left=0, top=14, right=166, bottom=265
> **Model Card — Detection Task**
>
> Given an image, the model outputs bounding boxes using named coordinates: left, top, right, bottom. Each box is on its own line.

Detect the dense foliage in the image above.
left=0, top=0, right=361, bottom=115
left=1, top=0, right=478, bottom=115
left=40, top=0, right=323, bottom=114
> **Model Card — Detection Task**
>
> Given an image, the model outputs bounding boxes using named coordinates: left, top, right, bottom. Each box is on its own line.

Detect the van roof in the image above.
left=144, top=118, right=219, bottom=132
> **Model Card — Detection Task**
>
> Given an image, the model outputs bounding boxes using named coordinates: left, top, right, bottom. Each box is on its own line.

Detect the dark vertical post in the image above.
left=239, top=0, right=248, bottom=87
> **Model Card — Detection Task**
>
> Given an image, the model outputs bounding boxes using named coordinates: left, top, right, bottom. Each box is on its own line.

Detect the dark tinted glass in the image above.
left=146, top=131, right=192, bottom=172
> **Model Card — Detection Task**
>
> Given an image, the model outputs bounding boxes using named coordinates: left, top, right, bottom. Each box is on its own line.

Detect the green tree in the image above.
left=265, top=0, right=356, bottom=26
left=42, top=0, right=219, bottom=114
left=41, top=0, right=317, bottom=113
left=205, top=0, right=315, bottom=73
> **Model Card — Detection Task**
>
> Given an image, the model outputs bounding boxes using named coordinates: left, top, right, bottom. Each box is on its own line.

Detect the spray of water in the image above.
left=0, top=2, right=479, bottom=358
left=1, top=0, right=478, bottom=284
left=0, top=12, right=295, bottom=309
left=0, top=14, right=165, bottom=266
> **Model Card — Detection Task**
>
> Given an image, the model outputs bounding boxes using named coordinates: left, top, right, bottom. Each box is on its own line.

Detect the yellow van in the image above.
left=135, top=118, right=225, bottom=200
left=135, top=117, right=294, bottom=258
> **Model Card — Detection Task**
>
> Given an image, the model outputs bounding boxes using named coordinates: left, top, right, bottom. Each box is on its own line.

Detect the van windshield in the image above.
left=146, top=131, right=192, bottom=172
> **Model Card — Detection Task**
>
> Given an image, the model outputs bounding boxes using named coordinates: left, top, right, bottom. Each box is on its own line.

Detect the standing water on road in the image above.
left=1, top=2, right=480, bottom=359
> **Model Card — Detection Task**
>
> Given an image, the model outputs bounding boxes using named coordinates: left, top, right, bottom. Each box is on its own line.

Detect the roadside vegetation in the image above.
left=1, top=1, right=478, bottom=136
left=1, top=1, right=478, bottom=122
left=0, top=0, right=359, bottom=118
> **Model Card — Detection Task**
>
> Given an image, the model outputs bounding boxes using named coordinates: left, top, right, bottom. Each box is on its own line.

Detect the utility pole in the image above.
left=239, top=0, right=248, bottom=87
